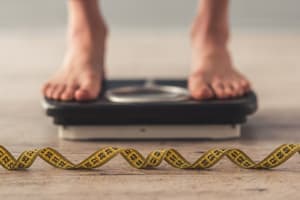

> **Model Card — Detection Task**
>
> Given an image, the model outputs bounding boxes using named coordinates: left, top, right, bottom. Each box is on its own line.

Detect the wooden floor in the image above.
left=0, top=30, right=299, bottom=200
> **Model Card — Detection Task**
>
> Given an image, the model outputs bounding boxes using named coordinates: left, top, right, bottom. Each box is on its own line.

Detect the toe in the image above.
left=52, top=85, right=66, bottom=100
left=231, top=81, right=244, bottom=96
left=75, top=89, right=91, bottom=101
left=61, top=86, right=77, bottom=101
left=75, top=87, right=99, bottom=101
left=224, top=85, right=233, bottom=97
left=42, top=82, right=51, bottom=95
left=211, top=82, right=227, bottom=99
left=75, top=82, right=100, bottom=101
left=191, top=86, right=214, bottom=100
left=240, top=79, right=251, bottom=92
left=225, top=81, right=243, bottom=98
left=49, top=85, right=60, bottom=99
left=189, top=77, right=214, bottom=100
left=45, top=84, right=56, bottom=99
left=223, top=83, right=235, bottom=98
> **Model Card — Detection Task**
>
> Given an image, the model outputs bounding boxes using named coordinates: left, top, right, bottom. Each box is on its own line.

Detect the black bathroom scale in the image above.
left=42, top=79, right=257, bottom=140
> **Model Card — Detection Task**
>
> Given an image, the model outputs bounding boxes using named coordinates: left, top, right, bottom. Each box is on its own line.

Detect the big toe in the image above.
left=75, top=83, right=100, bottom=101
left=189, top=76, right=214, bottom=100
left=75, top=89, right=99, bottom=101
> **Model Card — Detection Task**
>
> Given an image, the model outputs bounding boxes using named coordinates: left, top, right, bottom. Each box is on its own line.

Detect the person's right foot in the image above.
left=42, top=22, right=107, bottom=101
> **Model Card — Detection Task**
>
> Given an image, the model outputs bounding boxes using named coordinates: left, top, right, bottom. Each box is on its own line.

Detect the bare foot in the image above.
left=42, top=22, right=107, bottom=101
left=188, top=27, right=251, bottom=100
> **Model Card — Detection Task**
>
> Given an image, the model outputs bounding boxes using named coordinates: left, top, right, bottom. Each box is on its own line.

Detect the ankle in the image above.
left=69, top=20, right=108, bottom=39
left=191, top=17, right=229, bottom=48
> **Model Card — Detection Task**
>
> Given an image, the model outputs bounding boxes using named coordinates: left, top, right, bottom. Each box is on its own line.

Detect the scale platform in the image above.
left=43, top=79, right=257, bottom=140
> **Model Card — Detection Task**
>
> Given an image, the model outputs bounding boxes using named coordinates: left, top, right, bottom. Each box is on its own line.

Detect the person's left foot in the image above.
left=188, top=24, right=251, bottom=100
left=188, top=48, right=251, bottom=100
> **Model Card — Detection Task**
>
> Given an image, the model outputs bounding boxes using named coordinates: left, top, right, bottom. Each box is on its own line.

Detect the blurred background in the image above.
left=1, top=0, right=300, bottom=30
left=0, top=0, right=299, bottom=110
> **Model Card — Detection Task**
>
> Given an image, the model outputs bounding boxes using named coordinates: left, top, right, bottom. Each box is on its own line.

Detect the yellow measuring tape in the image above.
left=0, top=144, right=299, bottom=170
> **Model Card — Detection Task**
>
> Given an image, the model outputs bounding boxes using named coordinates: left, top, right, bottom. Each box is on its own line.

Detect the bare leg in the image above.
left=189, top=0, right=251, bottom=100
left=42, top=0, right=107, bottom=101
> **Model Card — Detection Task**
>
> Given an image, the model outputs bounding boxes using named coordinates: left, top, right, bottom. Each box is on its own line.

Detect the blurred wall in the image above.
left=0, top=0, right=299, bottom=31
